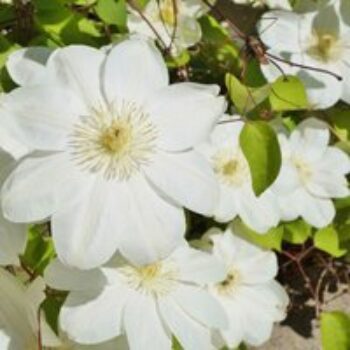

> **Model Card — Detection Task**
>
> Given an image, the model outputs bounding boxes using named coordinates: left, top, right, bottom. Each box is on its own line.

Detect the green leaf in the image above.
left=21, top=225, right=56, bottom=274
left=314, top=225, right=347, bottom=258
left=321, top=312, right=350, bottom=350
left=283, top=219, right=311, bottom=244
left=269, top=76, right=308, bottom=111
left=172, top=337, right=183, bottom=350
left=233, top=220, right=284, bottom=251
left=225, top=73, right=270, bottom=114
left=95, top=0, right=126, bottom=27
left=239, top=121, right=281, bottom=196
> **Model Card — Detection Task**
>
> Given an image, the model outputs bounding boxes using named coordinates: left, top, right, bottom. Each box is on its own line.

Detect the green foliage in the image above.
left=314, top=225, right=347, bottom=258
left=321, top=312, right=350, bottom=350
left=233, top=220, right=284, bottom=251
left=225, top=73, right=271, bottom=115
left=239, top=121, right=282, bottom=196
left=269, top=76, right=308, bottom=111
left=21, top=225, right=56, bottom=275
left=95, top=0, right=127, bottom=28
left=283, top=220, right=312, bottom=244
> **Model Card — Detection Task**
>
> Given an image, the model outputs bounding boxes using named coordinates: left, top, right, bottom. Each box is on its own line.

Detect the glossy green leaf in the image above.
left=321, top=312, right=350, bottom=350
left=239, top=121, right=281, bottom=196
left=314, top=225, right=347, bottom=258
left=226, top=73, right=271, bottom=114
left=95, top=0, right=126, bottom=27
left=283, top=220, right=311, bottom=244
left=269, top=76, right=308, bottom=111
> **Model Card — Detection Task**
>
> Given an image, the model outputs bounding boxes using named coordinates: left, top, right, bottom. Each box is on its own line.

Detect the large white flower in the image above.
left=128, top=0, right=211, bottom=55
left=206, top=226, right=289, bottom=348
left=0, top=149, right=27, bottom=266
left=1, top=38, right=225, bottom=269
left=199, top=118, right=280, bottom=233
left=44, top=246, right=228, bottom=350
left=0, top=268, right=60, bottom=349
left=273, top=118, right=350, bottom=228
left=259, top=3, right=350, bottom=108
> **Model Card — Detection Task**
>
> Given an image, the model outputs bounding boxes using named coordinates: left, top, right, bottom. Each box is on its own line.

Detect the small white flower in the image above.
left=0, top=268, right=60, bottom=349
left=128, top=0, right=211, bottom=55
left=273, top=118, right=350, bottom=228
left=206, top=226, right=289, bottom=348
left=259, top=3, right=350, bottom=109
left=1, top=38, right=225, bottom=269
left=45, top=246, right=228, bottom=350
left=0, top=149, right=27, bottom=266
left=199, top=118, right=280, bottom=233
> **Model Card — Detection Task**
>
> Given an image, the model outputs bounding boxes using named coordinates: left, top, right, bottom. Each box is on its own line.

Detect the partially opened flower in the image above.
left=198, top=118, right=280, bottom=233
left=45, top=245, right=228, bottom=350
left=0, top=149, right=27, bottom=266
left=273, top=118, right=350, bottom=227
left=206, top=226, right=289, bottom=348
left=128, top=0, right=211, bottom=55
left=259, top=3, right=350, bottom=108
left=0, top=268, right=60, bottom=349
left=1, top=38, right=225, bottom=269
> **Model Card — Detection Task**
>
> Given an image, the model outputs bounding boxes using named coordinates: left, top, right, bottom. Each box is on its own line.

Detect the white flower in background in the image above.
left=233, top=0, right=291, bottom=10
left=273, top=118, right=350, bottom=228
left=206, top=226, right=289, bottom=348
left=45, top=246, right=228, bottom=350
left=0, top=149, right=27, bottom=266
left=259, top=3, right=350, bottom=109
left=128, top=0, right=211, bottom=55
left=1, top=38, right=225, bottom=269
left=0, top=268, right=60, bottom=349
left=199, top=117, right=280, bottom=233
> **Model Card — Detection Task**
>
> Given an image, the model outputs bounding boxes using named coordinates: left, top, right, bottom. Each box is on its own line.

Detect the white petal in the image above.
left=171, top=245, right=226, bottom=284
left=2, top=153, right=88, bottom=223
left=147, top=83, right=226, bottom=151
left=306, top=172, right=349, bottom=198
left=236, top=251, right=278, bottom=284
left=290, top=117, right=330, bottom=161
left=46, top=45, right=105, bottom=107
left=44, top=259, right=107, bottom=292
left=103, top=38, right=168, bottom=106
left=124, top=293, right=171, bottom=350
left=159, top=297, right=215, bottom=350
left=116, top=175, right=186, bottom=265
left=296, top=190, right=335, bottom=228
left=0, top=213, right=26, bottom=266
left=316, top=146, right=350, bottom=174
left=214, top=185, right=239, bottom=222
left=6, top=47, right=52, bottom=86
left=171, top=285, right=227, bottom=329
left=51, top=179, right=121, bottom=269
left=3, top=85, right=84, bottom=151
left=146, top=150, right=219, bottom=216
left=60, top=286, right=127, bottom=344
left=276, top=192, right=300, bottom=222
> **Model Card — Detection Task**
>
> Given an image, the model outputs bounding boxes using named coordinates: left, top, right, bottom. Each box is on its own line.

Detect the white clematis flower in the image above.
left=199, top=118, right=280, bottom=233
left=273, top=118, right=350, bottom=228
left=259, top=4, right=350, bottom=109
left=1, top=38, right=225, bottom=269
left=206, top=226, right=289, bottom=348
left=0, top=268, right=60, bottom=349
left=232, top=0, right=291, bottom=10
left=128, top=0, right=211, bottom=55
left=0, top=149, right=27, bottom=266
left=44, top=246, right=228, bottom=350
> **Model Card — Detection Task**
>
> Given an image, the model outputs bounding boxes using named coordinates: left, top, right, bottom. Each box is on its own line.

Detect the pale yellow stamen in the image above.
left=308, top=31, right=342, bottom=62
left=216, top=268, right=241, bottom=296
left=293, top=157, right=313, bottom=183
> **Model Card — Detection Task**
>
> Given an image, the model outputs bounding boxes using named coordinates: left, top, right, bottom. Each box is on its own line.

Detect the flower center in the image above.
left=293, top=157, right=313, bottom=184
left=119, top=261, right=179, bottom=296
left=69, top=101, right=157, bottom=180
left=215, top=268, right=241, bottom=296
left=213, top=148, right=250, bottom=187
left=308, top=32, right=341, bottom=62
